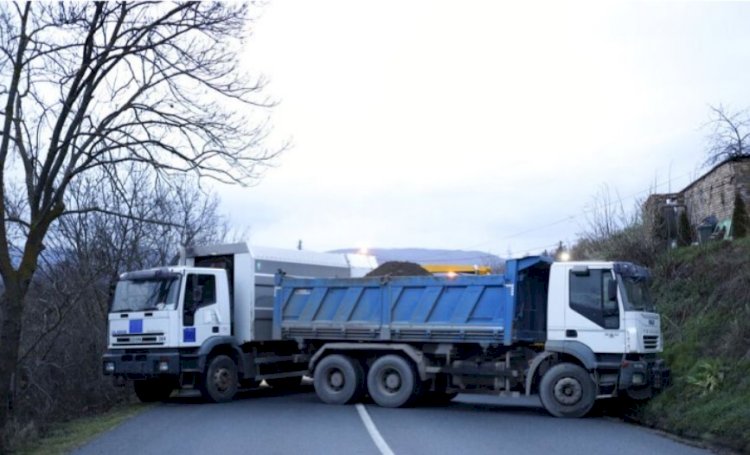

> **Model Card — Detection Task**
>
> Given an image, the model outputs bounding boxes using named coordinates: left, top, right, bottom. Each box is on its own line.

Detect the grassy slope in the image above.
left=14, top=404, right=148, bottom=455
left=638, top=238, right=750, bottom=453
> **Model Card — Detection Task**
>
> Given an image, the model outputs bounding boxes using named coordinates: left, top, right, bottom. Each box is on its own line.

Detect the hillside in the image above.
left=637, top=238, right=750, bottom=453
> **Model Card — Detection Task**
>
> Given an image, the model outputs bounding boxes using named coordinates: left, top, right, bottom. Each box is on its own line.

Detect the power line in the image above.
left=369, top=168, right=701, bottom=263
left=461, top=169, right=697, bottom=252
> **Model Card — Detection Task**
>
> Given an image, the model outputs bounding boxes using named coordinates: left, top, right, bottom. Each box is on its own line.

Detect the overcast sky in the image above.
left=214, top=0, right=750, bottom=257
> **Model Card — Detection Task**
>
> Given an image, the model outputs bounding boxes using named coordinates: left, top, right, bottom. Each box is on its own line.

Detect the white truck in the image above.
left=103, top=246, right=669, bottom=417
left=102, top=243, right=376, bottom=402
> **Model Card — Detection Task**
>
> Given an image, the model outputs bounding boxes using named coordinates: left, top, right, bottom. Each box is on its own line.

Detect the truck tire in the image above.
left=200, top=355, right=238, bottom=403
left=266, top=376, right=303, bottom=389
left=539, top=363, right=596, bottom=418
left=367, top=354, right=419, bottom=408
left=133, top=378, right=174, bottom=402
left=313, top=354, right=364, bottom=405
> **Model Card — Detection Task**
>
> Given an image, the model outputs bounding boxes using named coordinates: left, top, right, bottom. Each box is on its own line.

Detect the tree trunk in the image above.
left=0, top=205, right=59, bottom=449
left=0, top=274, right=28, bottom=449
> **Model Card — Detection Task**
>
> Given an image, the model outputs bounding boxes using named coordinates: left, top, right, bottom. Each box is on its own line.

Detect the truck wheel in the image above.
left=200, top=355, right=238, bottom=403
left=539, top=363, right=596, bottom=418
left=133, top=379, right=174, bottom=402
left=266, top=376, right=303, bottom=389
left=367, top=355, right=419, bottom=408
left=313, top=354, right=364, bottom=404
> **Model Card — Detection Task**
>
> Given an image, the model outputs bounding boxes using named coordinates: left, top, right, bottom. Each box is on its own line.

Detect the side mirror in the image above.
left=603, top=280, right=619, bottom=317
left=607, top=280, right=618, bottom=302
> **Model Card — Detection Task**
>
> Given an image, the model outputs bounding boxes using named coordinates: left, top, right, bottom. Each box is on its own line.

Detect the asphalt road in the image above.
left=75, top=385, right=711, bottom=455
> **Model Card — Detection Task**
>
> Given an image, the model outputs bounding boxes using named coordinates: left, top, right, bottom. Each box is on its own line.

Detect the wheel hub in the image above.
left=330, top=370, right=344, bottom=389
left=554, top=377, right=582, bottom=405
left=214, top=368, right=231, bottom=392
left=384, top=370, right=401, bottom=391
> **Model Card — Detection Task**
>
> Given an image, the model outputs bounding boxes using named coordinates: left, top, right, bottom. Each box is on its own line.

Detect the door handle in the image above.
left=566, top=329, right=578, bottom=338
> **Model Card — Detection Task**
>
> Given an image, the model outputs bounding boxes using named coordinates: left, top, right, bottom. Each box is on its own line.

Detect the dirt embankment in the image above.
left=636, top=238, right=750, bottom=453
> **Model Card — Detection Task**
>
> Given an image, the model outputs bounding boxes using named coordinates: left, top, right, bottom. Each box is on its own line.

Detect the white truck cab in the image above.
left=548, top=261, right=662, bottom=352
left=107, top=267, right=231, bottom=352
left=544, top=260, right=667, bottom=399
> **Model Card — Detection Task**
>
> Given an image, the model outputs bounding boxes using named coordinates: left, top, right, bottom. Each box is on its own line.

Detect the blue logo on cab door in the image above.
left=183, top=327, right=196, bottom=342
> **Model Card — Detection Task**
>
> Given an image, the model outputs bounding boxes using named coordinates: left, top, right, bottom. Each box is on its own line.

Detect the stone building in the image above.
left=681, top=157, right=750, bottom=227
left=646, top=156, right=750, bottom=238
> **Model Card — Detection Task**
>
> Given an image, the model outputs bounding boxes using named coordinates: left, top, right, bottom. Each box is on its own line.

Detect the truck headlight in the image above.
left=158, top=361, right=169, bottom=372
left=104, top=362, right=115, bottom=373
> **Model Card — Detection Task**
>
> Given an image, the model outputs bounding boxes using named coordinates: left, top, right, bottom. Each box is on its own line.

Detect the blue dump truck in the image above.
left=275, top=256, right=669, bottom=417
left=104, top=243, right=668, bottom=418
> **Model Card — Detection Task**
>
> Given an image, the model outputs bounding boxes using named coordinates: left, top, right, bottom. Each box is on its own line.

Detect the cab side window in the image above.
left=569, top=269, right=619, bottom=329
left=183, top=274, right=217, bottom=326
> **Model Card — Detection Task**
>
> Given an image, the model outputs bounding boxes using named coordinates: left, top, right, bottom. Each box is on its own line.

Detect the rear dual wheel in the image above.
left=313, top=354, right=365, bottom=404
left=366, top=355, right=419, bottom=408
left=314, top=353, right=421, bottom=408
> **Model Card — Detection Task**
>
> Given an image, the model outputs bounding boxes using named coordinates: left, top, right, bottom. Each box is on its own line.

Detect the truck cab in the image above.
left=106, top=266, right=230, bottom=352
left=544, top=260, right=668, bottom=400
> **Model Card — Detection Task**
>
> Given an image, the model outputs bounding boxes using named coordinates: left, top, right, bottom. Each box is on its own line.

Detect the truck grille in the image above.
left=643, top=335, right=659, bottom=350
left=112, top=332, right=165, bottom=346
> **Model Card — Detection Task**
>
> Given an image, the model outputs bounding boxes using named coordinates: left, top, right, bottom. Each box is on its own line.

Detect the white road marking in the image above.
left=355, top=403, right=396, bottom=455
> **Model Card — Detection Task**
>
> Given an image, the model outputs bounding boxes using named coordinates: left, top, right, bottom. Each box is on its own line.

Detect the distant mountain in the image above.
left=330, top=248, right=504, bottom=268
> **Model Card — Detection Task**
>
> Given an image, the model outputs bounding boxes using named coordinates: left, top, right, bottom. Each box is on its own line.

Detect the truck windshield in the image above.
left=111, top=278, right=181, bottom=313
left=619, top=275, right=655, bottom=312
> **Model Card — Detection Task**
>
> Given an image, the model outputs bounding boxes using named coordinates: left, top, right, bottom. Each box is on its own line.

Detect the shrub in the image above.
left=732, top=192, right=748, bottom=238
left=677, top=210, right=692, bottom=247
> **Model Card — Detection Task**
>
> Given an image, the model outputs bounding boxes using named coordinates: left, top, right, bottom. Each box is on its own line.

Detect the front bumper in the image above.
left=650, top=358, right=671, bottom=390
left=619, top=357, right=670, bottom=393
left=103, top=350, right=181, bottom=379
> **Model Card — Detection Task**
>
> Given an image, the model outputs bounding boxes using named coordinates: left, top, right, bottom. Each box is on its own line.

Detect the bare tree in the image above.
left=705, top=105, right=750, bottom=165
left=574, top=185, right=662, bottom=266
left=580, top=184, right=631, bottom=242
left=0, top=2, right=278, bottom=441
left=8, top=169, right=229, bottom=442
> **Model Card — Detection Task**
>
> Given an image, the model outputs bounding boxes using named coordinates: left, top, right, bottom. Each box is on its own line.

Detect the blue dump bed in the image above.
left=273, top=256, right=552, bottom=345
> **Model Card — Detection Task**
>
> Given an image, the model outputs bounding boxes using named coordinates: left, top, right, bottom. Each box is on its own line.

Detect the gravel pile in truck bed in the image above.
left=365, top=261, right=431, bottom=277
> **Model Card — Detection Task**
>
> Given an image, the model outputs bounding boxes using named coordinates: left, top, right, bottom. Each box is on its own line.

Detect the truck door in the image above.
left=564, top=268, right=624, bottom=353
left=180, top=272, right=229, bottom=347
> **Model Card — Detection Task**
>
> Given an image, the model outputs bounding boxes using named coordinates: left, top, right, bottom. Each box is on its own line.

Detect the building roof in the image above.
left=678, top=156, right=750, bottom=195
